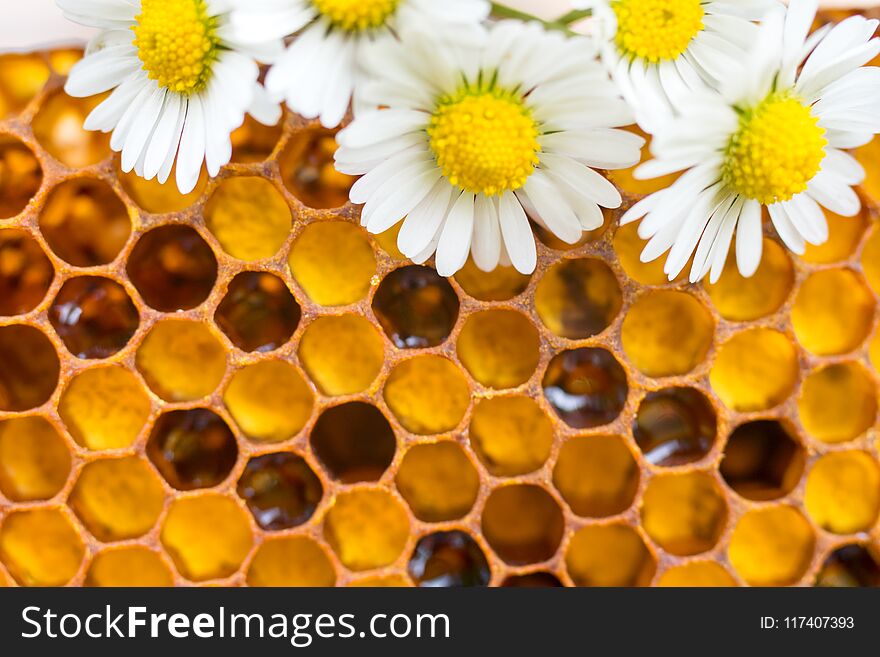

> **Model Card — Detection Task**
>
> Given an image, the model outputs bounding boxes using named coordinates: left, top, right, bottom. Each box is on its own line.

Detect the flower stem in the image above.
left=489, top=3, right=592, bottom=32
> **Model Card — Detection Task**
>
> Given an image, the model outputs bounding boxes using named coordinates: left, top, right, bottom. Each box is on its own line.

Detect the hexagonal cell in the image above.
left=323, top=489, right=410, bottom=572
left=69, top=456, right=165, bottom=541
left=384, top=355, right=470, bottom=435
left=236, top=452, right=323, bottom=530
left=469, top=395, right=553, bottom=476
left=607, top=128, right=679, bottom=197
left=0, top=324, right=59, bottom=411
left=798, top=362, right=877, bottom=444
left=39, top=178, right=131, bottom=267
left=804, top=451, right=880, bottom=535
left=311, top=402, right=396, bottom=483
left=542, top=347, right=628, bottom=429
left=481, top=484, right=564, bottom=565
left=502, top=572, right=563, bottom=587
left=792, top=269, right=875, bottom=356
left=298, top=315, right=385, bottom=396
left=0, top=135, right=42, bottom=218
left=457, top=309, right=540, bottom=390
left=864, top=225, right=880, bottom=294
left=621, top=291, right=714, bottom=377
left=223, top=361, right=314, bottom=443
left=32, top=90, right=109, bottom=167
left=408, top=531, right=490, bottom=587
left=127, top=225, right=218, bottom=312
left=720, top=421, right=805, bottom=501
left=454, top=258, right=530, bottom=302
left=657, top=561, right=738, bottom=587
left=136, top=320, right=226, bottom=402
left=612, top=222, right=677, bottom=286
left=0, top=416, right=70, bottom=502
left=709, top=328, right=798, bottom=412
left=49, top=49, right=83, bottom=75
left=566, top=524, right=656, bottom=587
left=372, top=265, right=460, bottom=349
left=803, top=209, right=869, bottom=264
left=160, top=494, right=253, bottom=582
left=231, top=114, right=284, bottom=163
left=553, top=435, right=639, bottom=518
left=288, top=221, right=376, bottom=306
left=634, top=388, right=717, bottom=466
left=247, top=536, right=336, bottom=587
left=0, top=229, right=53, bottom=316
left=215, top=272, right=300, bottom=352
left=535, top=258, right=622, bottom=339
left=0, top=508, right=84, bottom=586
left=85, top=546, right=174, bottom=587
left=279, top=128, right=354, bottom=209
left=531, top=219, right=599, bottom=251
left=728, top=506, right=815, bottom=586
left=205, top=177, right=291, bottom=261
left=396, top=442, right=479, bottom=522
left=815, top=544, right=880, bottom=587
left=119, top=167, right=207, bottom=214
left=857, top=136, right=880, bottom=205
left=0, top=54, right=49, bottom=118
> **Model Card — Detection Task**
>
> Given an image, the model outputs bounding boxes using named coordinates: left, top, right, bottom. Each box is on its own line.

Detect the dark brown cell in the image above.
left=0, top=229, right=53, bottom=316
left=0, top=324, right=59, bottom=411
left=634, top=388, right=717, bottom=466
left=279, top=128, right=354, bottom=209
left=236, top=452, right=323, bottom=530
left=408, top=531, right=490, bottom=587
left=543, top=348, right=628, bottom=429
left=482, top=484, right=565, bottom=565
left=815, top=544, right=880, bottom=587
left=720, top=420, right=805, bottom=501
left=215, top=272, right=300, bottom=352
left=0, top=135, right=42, bottom=219
left=310, top=402, right=396, bottom=483
left=502, top=572, right=564, bottom=587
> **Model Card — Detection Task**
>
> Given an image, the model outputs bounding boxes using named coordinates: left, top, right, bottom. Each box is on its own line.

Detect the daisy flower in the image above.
left=58, top=0, right=284, bottom=194
left=622, top=0, right=880, bottom=283
left=334, top=21, right=641, bottom=276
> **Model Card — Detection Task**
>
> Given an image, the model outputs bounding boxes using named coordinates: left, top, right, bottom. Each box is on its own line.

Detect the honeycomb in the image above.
left=1, top=11, right=879, bottom=588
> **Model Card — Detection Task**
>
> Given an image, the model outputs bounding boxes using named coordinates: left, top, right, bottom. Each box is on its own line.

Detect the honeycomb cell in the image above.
left=236, top=452, right=323, bottom=530
left=481, top=484, right=564, bottom=565
left=85, top=547, right=174, bottom=587
left=633, top=388, right=717, bottom=466
left=864, top=226, right=880, bottom=294
left=532, top=220, right=598, bottom=251
left=612, top=222, right=675, bottom=286
left=349, top=574, right=412, bottom=587
left=136, top=320, right=226, bottom=402
left=798, top=362, right=877, bottom=444
left=0, top=324, right=60, bottom=411
left=720, top=421, right=805, bottom=501
left=553, top=435, right=639, bottom=517
left=0, top=509, right=84, bottom=586
left=119, top=167, right=206, bottom=214
left=280, top=128, right=354, bottom=209
left=372, top=265, right=460, bottom=349
left=728, top=506, right=815, bottom=586
left=656, top=562, right=738, bottom=587
left=872, top=331, right=880, bottom=372
left=147, top=409, right=238, bottom=491
left=205, top=177, right=291, bottom=261
left=469, top=396, right=553, bottom=476
left=396, top=442, right=480, bottom=522
left=231, top=114, right=284, bottom=163
left=160, top=495, right=253, bottom=582
left=607, top=128, right=678, bottom=197
left=791, top=269, right=875, bottom=356
left=247, top=536, right=336, bottom=587
left=49, top=276, right=139, bottom=359
left=454, top=258, right=530, bottom=302
left=384, top=355, right=470, bottom=435
left=566, top=524, right=656, bottom=587
left=215, top=272, right=300, bottom=352
left=542, top=347, right=628, bottom=429
left=621, top=291, right=714, bottom=377
left=39, top=178, right=131, bottom=267
left=48, top=49, right=83, bottom=76
left=0, top=135, right=42, bottom=218
left=311, top=402, right=396, bottom=483
left=804, top=451, right=880, bottom=535
left=0, top=228, right=53, bottom=316
left=224, top=361, right=314, bottom=443
left=534, top=258, right=622, bottom=339
left=0, top=54, right=49, bottom=118
left=857, top=136, right=880, bottom=205
left=127, top=225, right=217, bottom=312
left=815, top=544, right=880, bottom=587
left=69, top=456, right=165, bottom=541
left=298, top=315, right=384, bottom=396
left=803, top=209, right=868, bottom=264
left=709, top=328, right=798, bottom=412
left=374, top=224, right=406, bottom=261
left=323, top=489, right=410, bottom=572
left=408, top=531, right=490, bottom=587
left=0, top=416, right=70, bottom=502
left=289, top=221, right=376, bottom=306
left=457, top=309, right=540, bottom=389
left=32, top=91, right=109, bottom=167
left=502, top=572, right=563, bottom=587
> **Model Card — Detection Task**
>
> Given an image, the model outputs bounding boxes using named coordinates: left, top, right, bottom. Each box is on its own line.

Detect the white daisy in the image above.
left=622, top=0, right=880, bottom=283
left=58, top=0, right=284, bottom=194
left=334, top=21, right=642, bottom=277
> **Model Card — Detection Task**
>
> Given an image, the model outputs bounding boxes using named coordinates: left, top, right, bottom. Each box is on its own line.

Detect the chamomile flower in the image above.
left=622, top=0, right=880, bottom=284
left=58, top=0, right=284, bottom=194
left=335, top=21, right=641, bottom=276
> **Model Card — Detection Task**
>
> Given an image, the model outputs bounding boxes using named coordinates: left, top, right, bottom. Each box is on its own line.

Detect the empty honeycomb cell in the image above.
left=0, top=324, right=60, bottom=411
left=454, top=258, right=530, bottom=302
left=408, top=530, right=490, bottom=587
left=288, top=221, right=376, bottom=306
left=0, top=416, right=70, bottom=502
left=237, top=452, right=323, bottom=530
left=396, top=442, right=480, bottom=522
left=69, top=456, right=165, bottom=541
left=204, top=177, right=292, bottom=261
left=542, top=347, right=628, bottom=429
left=0, top=508, right=84, bottom=586
left=803, top=209, right=868, bottom=264
left=864, top=225, right=880, bottom=294
left=0, top=54, right=49, bottom=118
left=147, top=409, right=238, bottom=491
left=457, top=309, right=541, bottom=389
left=160, top=494, right=253, bottom=582
left=728, top=506, right=815, bottom=586
left=502, top=572, right=563, bottom=587
left=804, top=451, right=880, bottom=535
left=720, top=420, right=805, bottom=501
left=311, top=402, right=396, bottom=483
left=798, top=362, right=877, bottom=444
left=815, top=544, right=880, bottom=587
left=553, top=435, right=639, bottom=518
left=349, top=574, right=413, bottom=587
left=612, top=222, right=677, bottom=286
left=323, top=488, right=410, bottom=571
left=656, top=561, right=738, bottom=587
left=0, top=228, right=53, bottom=316
left=279, top=128, right=354, bottom=209
left=32, top=91, right=109, bottom=167
left=633, top=388, right=717, bottom=466
left=469, top=395, right=553, bottom=476
left=127, top=225, right=218, bottom=312
left=709, top=328, right=799, bottom=412
left=119, top=167, right=207, bottom=214
left=534, top=258, right=622, bottom=339
left=136, top=320, right=227, bottom=402
left=0, top=135, right=42, bottom=218
left=481, top=484, right=564, bottom=565
left=223, top=360, right=314, bottom=443
left=791, top=269, right=875, bottom=356
left=566, top=524, right=656, bottom=587
left=384, top=355, right=470, bottom=435
left=298, top=315, right=385, bottom=396
left=247, top=536, right=336, bottom=587
left=372, top=265, right=460, bottom=349
left=85, top=547, right=174, bottom=587
left=231, top=114, right=284, bottom=163
left=215, top=272, right=301, bottom=353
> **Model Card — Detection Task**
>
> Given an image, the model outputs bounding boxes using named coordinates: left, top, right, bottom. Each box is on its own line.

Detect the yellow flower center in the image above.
left=723, top=93, right=827, bottom=206
left=132, top=0, right=219, bottom=95
left=612, top=0, right=705, bottom=63
left=428, top=87, right=541, bottom=197
left=313, top=0, right=400, bottom=31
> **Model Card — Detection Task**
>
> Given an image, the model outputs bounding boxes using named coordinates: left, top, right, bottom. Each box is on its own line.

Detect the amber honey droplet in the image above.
left=815, top=544, right=880, bottom=587
left=280, top=128, right=354, bottom=209
left=311, top=402, right=396, bottom=483
left=502, top=572, right=563, bottom=587
left=0, top=229, right=53, bottom=316
left=237, top=453, right=323, bottom=530
left=543, top=348, right=628, bottom=429
left=215, top=272, right=301, bottom=352
left=0, top=135, right=42, bottom=219
left=720, top=420, right=805, bottom=501
left=634, top=388, right=717, bottom=466
left=408, top=531, right=491, bottom=587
